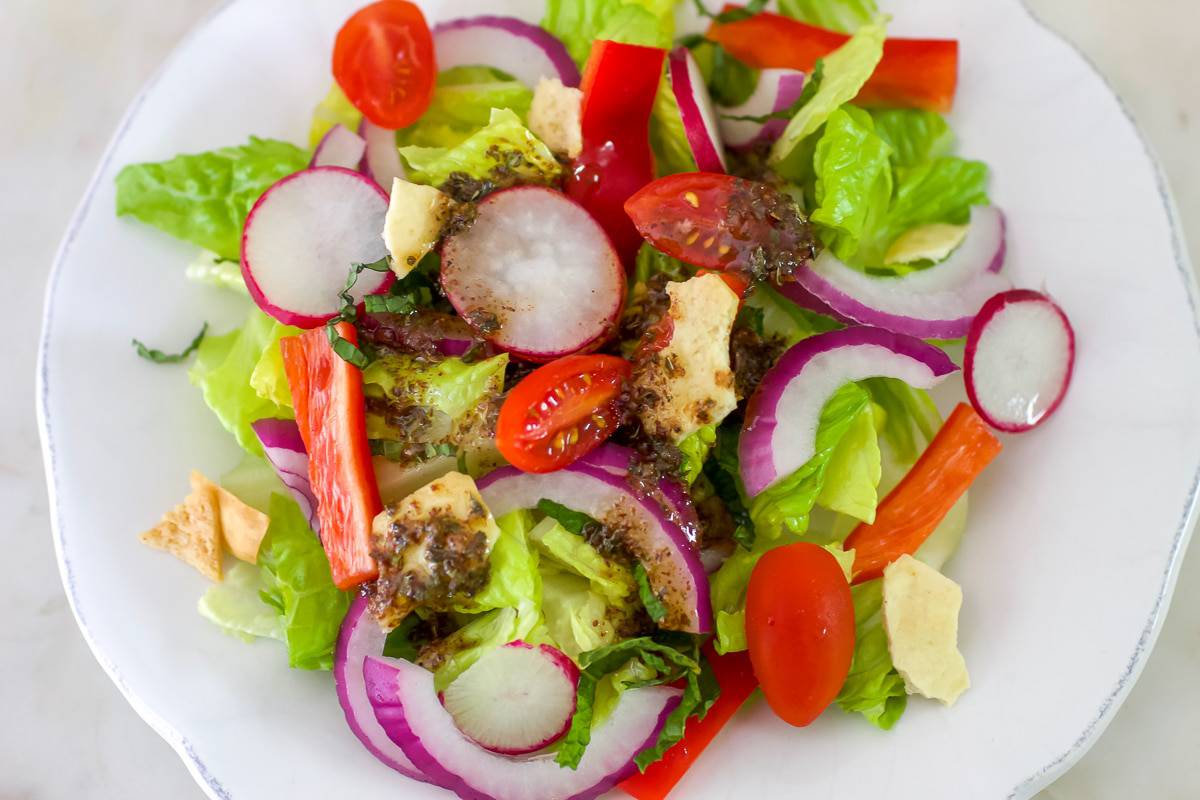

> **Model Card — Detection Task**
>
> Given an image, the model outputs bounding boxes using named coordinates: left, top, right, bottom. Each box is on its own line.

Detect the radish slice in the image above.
left=717, top=68, right=806, bottom=150
left=335, top=596, right=429, bottom=782
left=241, top=166, right=392, bottom=328
left=311, top=124, right=367, bottom=170
left=363, top=655, right=681, bottom=800
left=788, top=205, right=1010, bottom=339
left=441, top=186, right=624, bottom=361
left=668, top=47, right=727, bottom=173
left=359, top=120, right=406, bottom=189
left=251, top=419, right=319, bottom=533
left=432, top=16, right=580, bottom=88
left=964, top=289, right=1075, bottom=432
left=477, top=463, right=711, bottom=633
left=442, top=641, right=579, bottom=755
left=740, top=326, right=958, bottom=497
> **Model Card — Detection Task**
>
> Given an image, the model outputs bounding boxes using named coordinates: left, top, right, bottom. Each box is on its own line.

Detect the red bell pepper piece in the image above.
left=566, top=40, right=666, bottom=267
left=620, top=648, right=758, bottom=800
left=707, top=8, right=958, bottom=113
left=845, top=403, right=1001, bottom=583
left=280, top=323, right=382, bottom=589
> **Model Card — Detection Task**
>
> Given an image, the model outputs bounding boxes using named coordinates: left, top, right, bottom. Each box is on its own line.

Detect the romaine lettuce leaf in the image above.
left=746, top=282, right=840, bottom=347
left=397, top=67, right=534, bottom=150
left=863, top=377, right=940, bottom=464
left=432, top=606, right=542, bottom=691
left=309, top=83, right=363, bottom=148
left=810, top=106, right=894, bottom=263
left=815, top=400, right=881, bottom=523
left=116, top=137, right=309, bottom=261
left=869, top=108, right=955, bottom=168
left=649, top=77, right=699, bottom=177
left=185, top=251, right=248, bottom=294
left=219, top=453, right=288, bottom=514
left=542, top=0, right=674, bottom=67
left=770, top=19, right=886, bottom=165
left=835, top=579, right=907, bottom=728
left=541, top=569, right=618, bottom=658
left=198, top=561, right=285, bottom=642
left=678, top=424, right=717, bottom=485
left=257, top=494, right=351, bottom=670
left=189, top=308, right=297, bottom=455
left=529, top=517, right=635, bottom=607
left=469, top=509, right=542, bottom=614
left=885, top=156, right=989, bottom=240
left=400, top=108, right=561, bottom=188
left=777, top=0, right=878, bottom=32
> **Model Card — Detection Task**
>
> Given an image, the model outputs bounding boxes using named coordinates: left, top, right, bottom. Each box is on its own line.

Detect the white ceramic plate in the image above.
left=38, top=0, right=1200, bottom=797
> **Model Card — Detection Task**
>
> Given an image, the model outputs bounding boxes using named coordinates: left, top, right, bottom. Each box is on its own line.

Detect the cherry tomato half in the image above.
left=745, top=542, right=855, bottom=727
left=624, top=173, right=815, bottom=279
left=495, top=355, right=631, bottom=473
left=333, top=0, right=436, bottom=130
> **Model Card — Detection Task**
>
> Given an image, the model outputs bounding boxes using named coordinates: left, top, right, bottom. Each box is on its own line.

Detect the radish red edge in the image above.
left=440, top=186, right=625, bottom=362
left=241, top=166, right=393, bottom=329
left=441, top=641, right=579, bottom=756
left=964, top=289, right=1076, bottom=433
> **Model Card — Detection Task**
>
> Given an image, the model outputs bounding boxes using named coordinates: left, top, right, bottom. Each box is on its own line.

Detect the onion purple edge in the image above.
left=668, top=47, right=725, bottom=173
left=431, top=15, right=581, bottom=87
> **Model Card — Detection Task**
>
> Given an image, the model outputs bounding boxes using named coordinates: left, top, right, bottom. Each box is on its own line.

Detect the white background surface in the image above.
left=2, top=0, right=1196, bottom=797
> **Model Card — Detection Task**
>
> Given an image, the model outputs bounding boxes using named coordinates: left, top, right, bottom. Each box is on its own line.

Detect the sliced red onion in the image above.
left=740, top=327, right=958, bottom=497
left=251, top=418, right=319, bottom=533
left=363, top=655, right=680, bottom=800
left=358, top=120, right=406, bottom=190
left=334, top=596, right=428, bottom=781
left=964, top=289, right=1076, bottom=432
left=477, top=463, right=711, bottom=634
left=792, top=206, right=1010, bottom=339
left=717, top=68, right=806, bottom=150
left=577, top=443, right=700, bottom=547
left=311, top=123, right=367, bottom=169
left=241, top=167, right=392, bottom=328
left=432, top=16, right=580, bottom=88
left=668, top=47, right=727, bottom=173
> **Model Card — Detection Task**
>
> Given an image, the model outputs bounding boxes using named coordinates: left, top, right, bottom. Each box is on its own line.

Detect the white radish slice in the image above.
left=359, top=119, right=407, bottom=189
left=433, top=16, right=580, bottom=88
left=785, top=205, right=1010, bottom=339
left=241, top=166, right=392, bottom=328
left=717, top=68, right=806, bottom=150
left=311, top=123, right=367, bottom=169
left=964, top=289, right=1075, bottom=432
left=363, top=655, right=681, bottom=800
left=668, top=47, right=727, bottom=173
left=442, top=641, right=579, bottom=755
left=441, top=186, right=624, bottom=361
left=740, top=326, right=959, bottom=496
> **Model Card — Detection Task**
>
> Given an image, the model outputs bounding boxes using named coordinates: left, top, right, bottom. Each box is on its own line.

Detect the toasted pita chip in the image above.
left=139, top=472, right=223, bottom=581
left=190, top=473, right=270, bottom=563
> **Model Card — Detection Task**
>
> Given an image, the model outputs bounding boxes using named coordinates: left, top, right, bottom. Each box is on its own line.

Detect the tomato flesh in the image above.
left=280, top=323, right=382, bottom=589
left=745, top=542, right=855, bottom=727
left=624, top=173, right=815, bottom=279
left=496, top=355, right=631, bottom=473
left=333, top=0, right=436, bottom=129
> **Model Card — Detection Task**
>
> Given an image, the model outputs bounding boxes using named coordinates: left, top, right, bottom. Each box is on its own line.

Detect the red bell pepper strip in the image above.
left=707, top=8, right=958, bottom=113
left=280, top=323, right=382, bottom=589
left=620, top=648, right=758, bottom=800
left=566, top=40, right=666, bottom=267
left=845, top=403, right=1001, bottom=583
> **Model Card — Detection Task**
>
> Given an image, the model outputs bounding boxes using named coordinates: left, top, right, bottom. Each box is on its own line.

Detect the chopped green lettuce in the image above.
left=869, top=108, right=955, bottom=168
left=777, top=0, right=878, bottom=32
left=529, top=517, right=635, bottom=606
left=309, top=83, right=362, bottom=148
left=433, top=606, right=542, bottom=691
left=678, top=424, right=717, bottom=485
left=863, top=377, right=940, bottom=464
left=816, top=400, right=882, bottom=523
left=189, top=308, right=297, bottom=455
left=116, top=137, right=309, bottom=261
left=649, top=77, right=699, bottom=177
left=257, top=494, right=351, bottom=670
left=185, top=251, right=248, bottom=294
left=541, top=0, right=674, bottom=67
left=885, top=157, right=989, bottom=242
left=770, top=20, right=886, bottom=165
left=397, top=67, right=534, bottom=150
left=541, top=570, right=617, bottom=658
left=198, top=561, right=285, bottom=642
left=400, top=108, right=561, bottom=188
left=219, top=453, right=288, bottom=514
left=745, top=282, right=840, bottom=348
left=835, top=580, right=907, bottom=729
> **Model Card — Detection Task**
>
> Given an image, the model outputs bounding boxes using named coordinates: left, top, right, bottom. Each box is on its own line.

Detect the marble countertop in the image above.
left=2, top=0, right=1196, bottom=797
